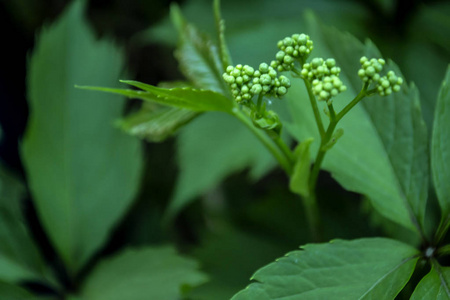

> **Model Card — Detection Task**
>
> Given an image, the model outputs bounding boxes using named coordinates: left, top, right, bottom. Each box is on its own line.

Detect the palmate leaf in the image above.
left=80, top=246, right=208, bottom=300
left=22, top=0, right=143, bottom=273
left=117, top=105, right=199, bottom=142
left=411, top=263, right=450, bottom=299
left=431, top=67, right=450, bottom=220
left=287, top=13, right=429, bottom=235
left=232, top=238, right=419, bottom=300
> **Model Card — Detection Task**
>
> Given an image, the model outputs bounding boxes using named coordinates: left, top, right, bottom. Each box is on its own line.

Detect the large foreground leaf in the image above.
left=232, top=238, right=419, bottom=299
left=22, top=0, right=142, bottom=273
left=287, top=13, right=429, bottom=234
left=431, top=67, right=450, bottom=219
left=80, top=246, right=208, bottom=300
left=411, top=263, right=450, bottom=299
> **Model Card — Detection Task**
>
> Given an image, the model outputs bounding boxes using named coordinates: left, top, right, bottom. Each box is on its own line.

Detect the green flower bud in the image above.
left=259, top=63, right=269, bottom=73
left=260, top=74, right=272, bottom=85
left=251, top=84, right=262, bottom=94
left=276, top=51, right=285, bottom=61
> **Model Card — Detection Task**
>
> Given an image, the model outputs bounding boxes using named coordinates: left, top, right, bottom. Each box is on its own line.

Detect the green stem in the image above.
left=302, top=193, right=321, bottom=241
left=256, top=93, right=263, bottom=115
left=304, top=79, right=325, bottom=137
left=336, top=82, right=369, bottom=122
left=309, top=103, right=338, bottom=193
left=274, top=135, right=294, bottom=164
left=233, top=108, right=292, bottom=175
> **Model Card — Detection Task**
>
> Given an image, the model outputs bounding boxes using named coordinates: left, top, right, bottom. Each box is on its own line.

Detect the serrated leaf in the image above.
left=287, top=13, right=429, bottom=234
left=79, top=81, right=234, bottom=113
left=289, top=138, right=313, bottom=197
left=171, top=4, right=229, bottom=94
left=80, top=246, right=208, bottom=300
left=431, top=67, right=450, bottom=219
left=232, top=238, right=419, bottom=300
left=411, top=264, right=450, bottom=299
left=118, top=106, right=199, bottom=142
left=22, top=0, right=142, bottom=273
left=213, top=0, right=232, bottom=70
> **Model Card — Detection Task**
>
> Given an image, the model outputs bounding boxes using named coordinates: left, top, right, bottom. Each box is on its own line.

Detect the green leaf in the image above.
left=79, top=81, right=234, bottom=113
left=431, top=67, right=450, bottom=219
left=117, top=105, right=199, bottom=142
left=165, top=112, right=276, bottom=221
left=189, top=226, right=292, bottom=300
left=0, top=163, right=54, bottom=286
left=287, top=13, right=429, bottom=234
left=170, top=4, right=229, bottom=94
left=213, top=0, right=232, bottom=70
left=232, top=238, right=419, bottom=299
left=411, top=263, right=450, bottom=299
left=80, top=246, right=208, bottom=300
left=22, top=0, right=143, bottom=273
left=0, top=281, right=37, bottom=300
left=289, top=138, right=313, bottom=197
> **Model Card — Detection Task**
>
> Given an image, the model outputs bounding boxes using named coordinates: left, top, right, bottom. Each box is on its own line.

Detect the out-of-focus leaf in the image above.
left=189, top=227, right=292, bottom=300
left=289, top=138, right=313, bottom=198
left=117, top=106, right=199, bottom=142
left=287, top=13, right=429, bottom=234
left=22, top=0, right=143, bottom=273
left=431, top=67, right=450, bottom=219
left=232, top=238, right=419, bottom=299
left=411, top=263, right=450, bottom=299
left=0, top=165, right=52, bottom=285
left=80, top=246, right=208, bottom=300
left=165, top=112, right=275, bottom=221
left=79, top=81, right=234, bottom=113
left=0, top=281, right=37, bottom=300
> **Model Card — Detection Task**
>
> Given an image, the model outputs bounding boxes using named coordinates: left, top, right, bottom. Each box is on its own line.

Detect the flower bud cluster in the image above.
left=358, top=57, right=403, bottom=96
left=270, top=34, right=313, bottom=72
left=223, top=63, right=291, bottom=103
left=301, top=58, right=346, bottom=102
left=377, top=71, right=403, bottom=96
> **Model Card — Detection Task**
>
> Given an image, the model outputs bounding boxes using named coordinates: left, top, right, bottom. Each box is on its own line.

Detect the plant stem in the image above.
left=336, top=82, right=369, bottom=122
left=233, top=108, right=292, bottom=175
left=302, top=193, right=321, bottom=241
left=308, top=102, right=338, bottom=192
left=304, top=79, right=325, bottom=137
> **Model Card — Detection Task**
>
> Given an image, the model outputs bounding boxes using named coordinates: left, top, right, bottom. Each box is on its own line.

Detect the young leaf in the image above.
left=232, top=238, right=419, bottom=299
left=411, top=263, right=450, bottom=299
left=117, top=105, right=199, bottom=142
left=431, top=67, right=450, bottom=219
left=22, top=0, right=143, bottom=273
left=80, top=246, right=208, bottom=300
left=79, top=82, right=234, bottom=113
left=289, top=138, right=313, bottom=198
left=287, top=13, right=429, bottom=234
left=171, top=4, right=229, bottom=95
left=213, top=0, right=232, bottom=70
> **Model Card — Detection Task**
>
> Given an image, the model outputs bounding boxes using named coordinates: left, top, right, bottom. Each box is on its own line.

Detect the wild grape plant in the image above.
left=80, top=0, right=450, bottom=299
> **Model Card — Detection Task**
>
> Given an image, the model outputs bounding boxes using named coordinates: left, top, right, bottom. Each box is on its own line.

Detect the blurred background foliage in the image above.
left=0, top=0, right=449, bottom=298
